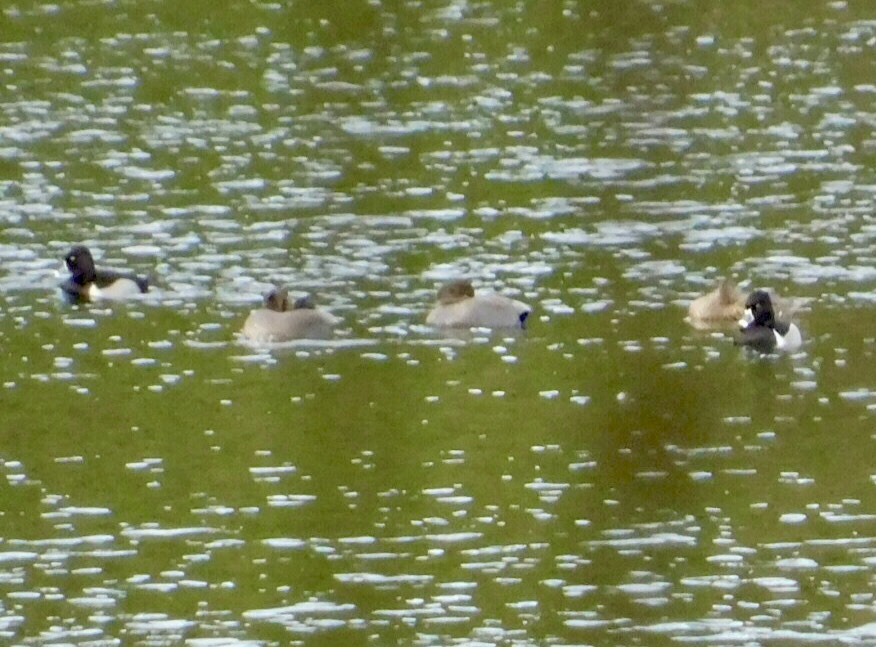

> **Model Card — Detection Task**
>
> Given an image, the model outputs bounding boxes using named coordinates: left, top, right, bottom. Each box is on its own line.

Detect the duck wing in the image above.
left=94, top=269, right=148, bottom=292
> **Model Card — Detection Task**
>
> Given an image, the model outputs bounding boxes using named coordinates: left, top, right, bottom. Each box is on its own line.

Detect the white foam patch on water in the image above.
left=779, top=513, right=808, bottom=524
left=436, top=496, right=474, bottom=505
left=524, top=481, right=569, bottom=492
left=683, top=226, right=762, bottom=249
left=335, top=572, right=433, bottom=585
left=187, top=640, right=265, bottom=646
left=642, top=620, right=876, bottom=643
left=751, top=577, right=799, bottom=591
left=10, top=535, right=114, bottom=547
left=338, top=536, right=376, bottom=545
left=68, top=596, right=117, bottom=608
left=626, top=259, right=687, bottom=280
left=249, top=466, right=296, bottom=475
left=57, top=507, right=112, bottom=516
left=121, top=526, right=219, bottom=539
left=425, top=532, right=483, bottom=543
left=266, top=494, right=317, bottom=507
left=263, top=538, right=306, bottom=549
left=423, top=487, right=457, bottom=497
left=461, top=544, right=529, bottom=557
left=63, top=318, right=98, bottom=328
left=0, top=552, right=38, bottom=563
left=404, top=208, right=465, bottom=221
left=339, top=117, right=435, bottom=136
left=563, top=617, right=613, bottom=629
left=588, top=533, right=697, bottom=548
left=126, top=615, right=196, bottom=632
left=122, top=244, right=163, bottom=257
left=489, top=154, right=648, bottom=182
left=839, top=388, right=874, bottom=401
left=776, top=557, right=819, bottom=569
left=820, top=512, right=876, bottom=523
left=542, top=225, right=648, bottom=247
left=243, top=600, right=356, bottom=620
left=236, top=338, right=377, bottom=350
left=126, top=458, right=162, bottom=470
left=618, top=582, right=672, bottom=595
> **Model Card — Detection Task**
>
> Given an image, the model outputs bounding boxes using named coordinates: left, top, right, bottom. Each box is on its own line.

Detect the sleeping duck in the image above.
left=737, top=290, right=802, bottom=353
left=241, top=287, right=337, bottom=342
left=688, top=278, right=745, bottom=325
left=426, top=279, right=531, bottom=329
left=60, top=245, right=149, bottom=302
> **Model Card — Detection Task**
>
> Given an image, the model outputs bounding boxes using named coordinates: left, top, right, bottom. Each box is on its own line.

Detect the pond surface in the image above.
left=1, top=1, right=875, bottom=645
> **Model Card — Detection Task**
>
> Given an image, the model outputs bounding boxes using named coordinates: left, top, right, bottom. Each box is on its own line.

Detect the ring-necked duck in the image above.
left=60, top=245, right=149, bottom=302
left=241, top=287, right=338, bottom=342
left=737, top=290, right=802, bottom=353
left=426, top=279, right=531, bottom=329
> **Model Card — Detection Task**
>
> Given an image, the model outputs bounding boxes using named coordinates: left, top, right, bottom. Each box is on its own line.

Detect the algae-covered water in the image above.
left=1, top=1, right=875, bottom=645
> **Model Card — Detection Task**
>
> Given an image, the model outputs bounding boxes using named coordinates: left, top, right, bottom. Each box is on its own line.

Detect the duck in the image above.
left=688, top=278, right=801, bottom=329
left=241, top=287, right=337, bottom=342
left=60, top=245, right=149, bottom=302
left=737, top=290, right=802, bottom=353
left=688, top=278, right=745, bottom=326
left=425, top=279, right=531, bottom=329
